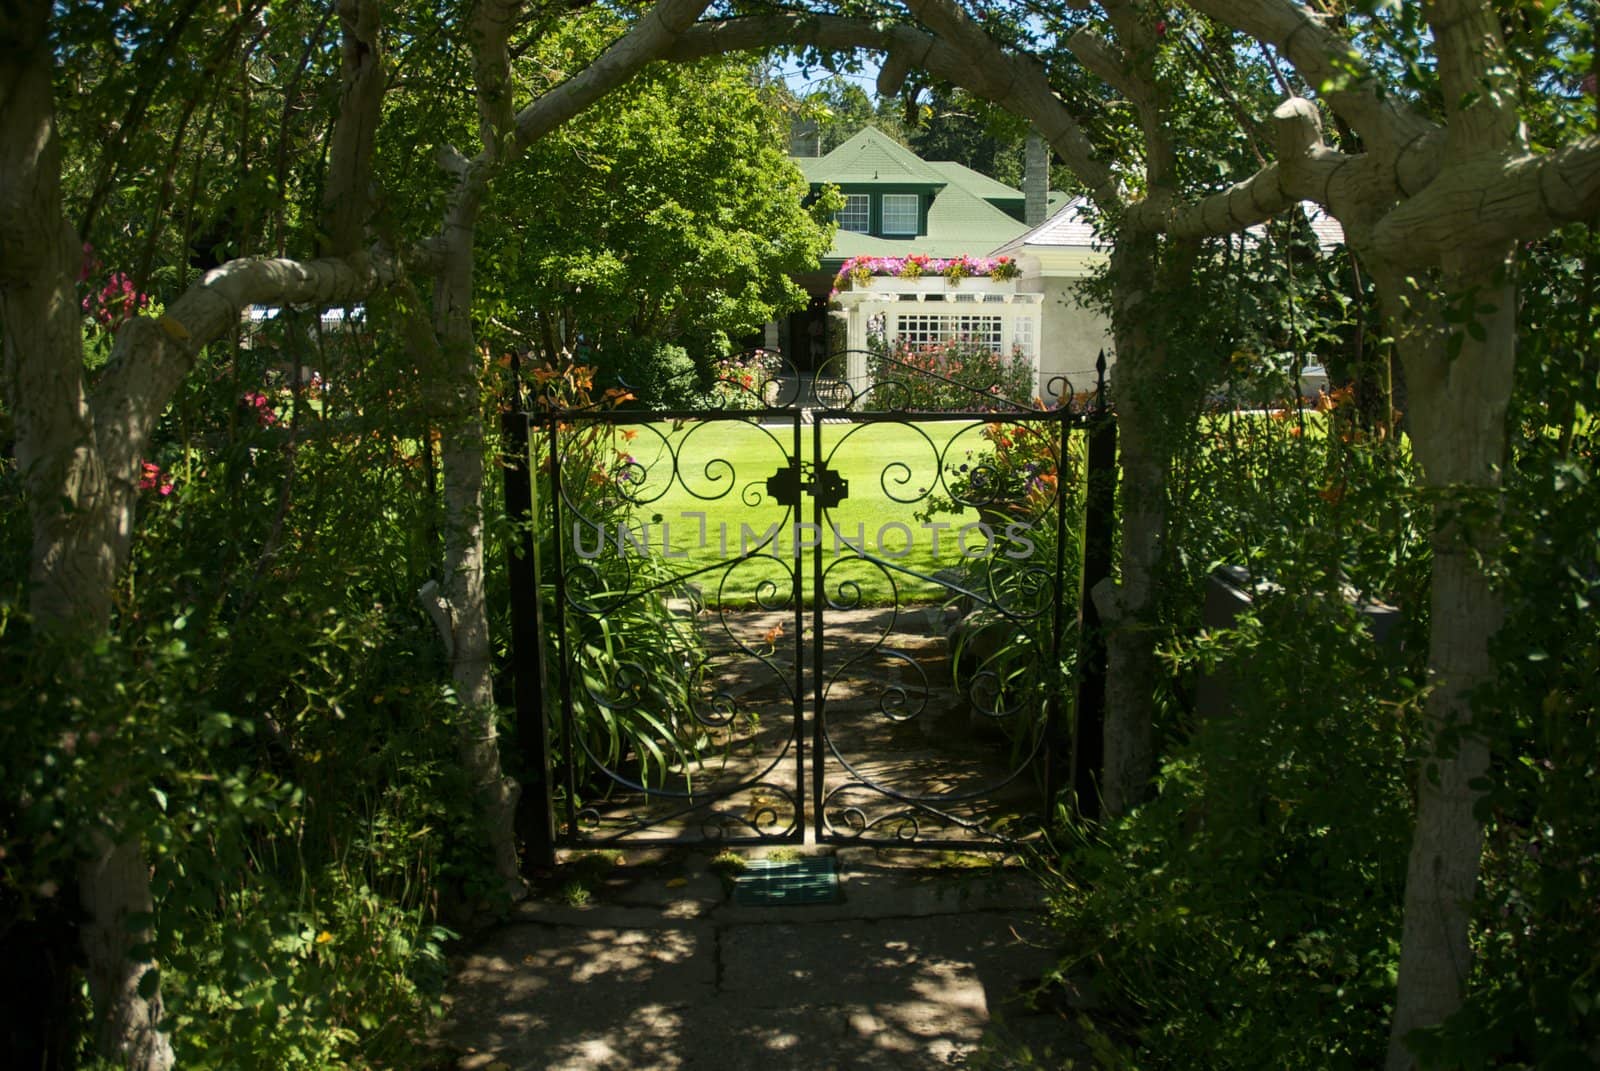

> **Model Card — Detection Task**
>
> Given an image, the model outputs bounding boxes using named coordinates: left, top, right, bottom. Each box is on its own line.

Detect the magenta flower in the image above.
left=139, top=461, right=175, bottom=496
left=82, top=270, right=149, bottom=327
left=242, top=391, right=278, bottom=427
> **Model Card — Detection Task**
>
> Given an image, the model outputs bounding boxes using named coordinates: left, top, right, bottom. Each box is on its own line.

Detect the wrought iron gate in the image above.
left=503, top=353, right=1115, bottom=860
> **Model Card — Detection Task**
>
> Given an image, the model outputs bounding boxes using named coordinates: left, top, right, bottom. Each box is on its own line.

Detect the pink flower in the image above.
left=82, top=270, right=149, bottom=327
left=139, top=461, right=174, bottom=496
left=242, top=391, right=278, bottom=427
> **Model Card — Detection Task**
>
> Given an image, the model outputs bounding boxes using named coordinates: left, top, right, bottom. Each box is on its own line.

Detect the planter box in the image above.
left=841, top=275, right=1017, bottom=297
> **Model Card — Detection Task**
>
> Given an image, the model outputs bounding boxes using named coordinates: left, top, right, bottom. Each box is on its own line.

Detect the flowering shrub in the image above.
left=81, top=268, right=150, bottom=328
left=242, top=390, right=280, bottom=427
left=832, top=253, right=1021, bottom=296
left=708, top=348, right=783, bottom=409
left=138, top=460, right=175, bottom=497
left=868, top=338, right=1035, bottom=411
left=952, top=422, right=1064, bottom=519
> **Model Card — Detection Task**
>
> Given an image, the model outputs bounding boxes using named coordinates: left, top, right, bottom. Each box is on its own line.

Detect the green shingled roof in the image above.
left=794, top=126, right=947, bottom=186
left=793, top=126, right=1032, bottom=265
left=824, top=185, right=1027, bottom=263
left=927, top=160, right=1024, bottom=205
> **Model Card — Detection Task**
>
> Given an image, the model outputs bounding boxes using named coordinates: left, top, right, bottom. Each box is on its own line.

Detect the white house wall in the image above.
left=1018, top=274, right=1114, bottom=400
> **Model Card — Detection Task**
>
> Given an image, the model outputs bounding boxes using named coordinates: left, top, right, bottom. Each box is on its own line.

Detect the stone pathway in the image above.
left=441, top=848, right=1081, bottom=1070
left=568, top=604, right=1048, bottom=846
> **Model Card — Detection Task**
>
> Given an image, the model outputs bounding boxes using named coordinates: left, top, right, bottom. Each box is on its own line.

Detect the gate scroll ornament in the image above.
left=502, top=349, right=1115, bottom=864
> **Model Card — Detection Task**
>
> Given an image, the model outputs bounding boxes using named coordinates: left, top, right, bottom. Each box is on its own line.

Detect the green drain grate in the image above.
left=733, top=855, right=841, bottom=906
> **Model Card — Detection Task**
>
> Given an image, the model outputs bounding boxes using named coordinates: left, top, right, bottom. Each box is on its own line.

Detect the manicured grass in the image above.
left=598, top=417, right=1026, bottom=606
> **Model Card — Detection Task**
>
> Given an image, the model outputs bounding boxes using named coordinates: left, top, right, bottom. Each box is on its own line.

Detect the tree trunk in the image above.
left=428, top=196, right=524, bottom=898
left=407, top=0, right=720, bottom=897
left=436, top=387, right=524, bottom=896
left=1097, top=232, right=1169, bottom=816
left=80, top=836, right=174, bottom=1071
left=2, top=5, right=173, bottom=1062
left=1373, top=257, right=1516, bottom=1068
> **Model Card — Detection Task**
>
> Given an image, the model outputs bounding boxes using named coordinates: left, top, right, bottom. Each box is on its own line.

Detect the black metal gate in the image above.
left=503, top=353, right=1115, bottom=862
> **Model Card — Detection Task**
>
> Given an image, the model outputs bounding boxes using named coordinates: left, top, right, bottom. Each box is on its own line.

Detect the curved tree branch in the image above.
left=1370, top=135, right=1600, bottom=267
left=508, top=0, right=712, bottom=157
left=1067, top=28, right=1147, bottom=113
left=91, top=251, right=400, bottom=486
left=321, top=0, right=385, bottom=256
left=901, top=0, right=1122, bottom=205
left=1186, top=0, right=1440, bottom=190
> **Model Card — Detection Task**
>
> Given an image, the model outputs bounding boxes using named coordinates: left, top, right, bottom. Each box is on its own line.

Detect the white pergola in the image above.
left=832, top=277, right=1045, bottom=402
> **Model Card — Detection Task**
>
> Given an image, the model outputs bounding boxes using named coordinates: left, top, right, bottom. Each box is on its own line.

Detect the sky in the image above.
left=775, top=51, right=884, bottom=99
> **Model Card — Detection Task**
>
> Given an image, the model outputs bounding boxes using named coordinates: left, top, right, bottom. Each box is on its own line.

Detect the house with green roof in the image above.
left=778, top=126, right=1036, bottom=372
left=774, top=125, right=1111, bottom=397
left=792, top=127, right=1040, bottom=262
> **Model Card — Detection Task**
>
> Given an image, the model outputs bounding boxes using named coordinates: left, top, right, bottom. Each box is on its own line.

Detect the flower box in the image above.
left=831, top=253, right=1023, bottom=297
left=850, top=276, right=1016, bottom=295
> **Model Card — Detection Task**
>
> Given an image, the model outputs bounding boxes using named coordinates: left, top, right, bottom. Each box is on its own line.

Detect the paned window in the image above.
left=837, top=194, right=870, bottom=233
left=881, top=194, right=920, bottom=235
left=952, top=314, right=1005, bottom=351
left=891, top=313, right=1004, bottom=352
left=894, top=314, right=948, bottom=350
left=1011, top=315, right=1036, bottom=358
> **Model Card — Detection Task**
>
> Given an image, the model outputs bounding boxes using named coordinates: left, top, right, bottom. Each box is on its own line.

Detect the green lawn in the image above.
left=593, top=417, right=1026, bottom=606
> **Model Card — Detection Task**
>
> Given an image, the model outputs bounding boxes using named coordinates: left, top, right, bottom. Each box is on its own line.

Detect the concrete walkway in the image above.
left=442, top=847, right=1078, bottom=1070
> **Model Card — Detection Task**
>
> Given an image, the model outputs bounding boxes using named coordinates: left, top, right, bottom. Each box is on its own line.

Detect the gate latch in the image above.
left=766, top=459, right=848, bottom=509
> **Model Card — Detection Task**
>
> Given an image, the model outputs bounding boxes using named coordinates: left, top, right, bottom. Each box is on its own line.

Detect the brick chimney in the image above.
left=790, top=116, right=821, bottom=157
left=1024, top=133, right=1048, bottom=226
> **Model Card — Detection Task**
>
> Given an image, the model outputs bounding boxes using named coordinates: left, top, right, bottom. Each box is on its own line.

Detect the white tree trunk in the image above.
left=79, top=836, right=173, bottom=1071
left=429, top=226, right=524, bottom=895
left=411, top=0, right=718, bottom=896
left=1374, top=255, right=1516, bottom=1068
left=1097, top=232, right=1175, bottom=816
left=2, top=6, right=173, bottom=1063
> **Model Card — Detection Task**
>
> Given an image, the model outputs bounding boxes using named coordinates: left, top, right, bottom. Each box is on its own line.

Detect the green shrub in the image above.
left=594, top=338, right=698, bottom=408
left=869, top=339, right=1037, bottom=411
left=1045, top=590, right=1419, bottom=1069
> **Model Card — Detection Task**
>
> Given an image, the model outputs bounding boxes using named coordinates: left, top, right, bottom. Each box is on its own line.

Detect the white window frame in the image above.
left=837, top=194, right=870, bottom=233
left=880, top=193, right=919, bottom=236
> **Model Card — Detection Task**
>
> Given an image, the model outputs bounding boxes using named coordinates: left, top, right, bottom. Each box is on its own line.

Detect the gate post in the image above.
left=501, top=401, right=556, bottom=869
left=1073, top=352, right=1117, bottom=821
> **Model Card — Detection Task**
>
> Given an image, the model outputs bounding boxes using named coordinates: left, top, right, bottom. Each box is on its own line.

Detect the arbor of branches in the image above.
left=3, top=0, right=1599, bottom=1068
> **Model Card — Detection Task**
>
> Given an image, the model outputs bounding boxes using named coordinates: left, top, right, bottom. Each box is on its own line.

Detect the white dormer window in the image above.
left=837, top=194, right=870, bottom=233
left=881, top=194, right=919, bottom=235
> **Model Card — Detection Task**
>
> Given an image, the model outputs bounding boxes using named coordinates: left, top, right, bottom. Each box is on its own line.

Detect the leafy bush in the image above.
left=708, top=348, right=782, bottom=409
left=1019, top=356, right=1434, bottom=1067
left=1045, top=586, right=1419, bottom=1069
left=592, top=338, right=699, bottom=408
left=0, top=310, right=482, bottom=1068
left=526, top=361, right=709, bottom=799
left=869, top=338, right=1036, bottom=411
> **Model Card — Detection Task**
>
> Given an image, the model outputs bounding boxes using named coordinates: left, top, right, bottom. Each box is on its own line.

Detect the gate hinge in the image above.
left=766, top=459, right=848, bottom=509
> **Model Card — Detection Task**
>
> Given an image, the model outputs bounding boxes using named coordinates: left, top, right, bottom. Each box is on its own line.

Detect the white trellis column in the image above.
left=836, top=292, right=882, bottom=402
